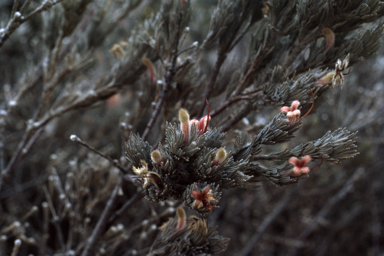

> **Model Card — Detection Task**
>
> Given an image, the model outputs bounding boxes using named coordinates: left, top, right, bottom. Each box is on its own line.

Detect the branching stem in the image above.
left=197, top=52, right=227, bottom=117
left=70, top=135, right=128, bottom=174
left=142, top=12, right=183, bottom=141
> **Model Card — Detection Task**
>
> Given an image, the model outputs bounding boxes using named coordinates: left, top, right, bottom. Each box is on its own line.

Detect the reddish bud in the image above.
left=151, top=150, right=163, bottom=165
left=142, top=58, right=156, bottom=85
left=176, top=207, right=186, bottom=230
left=322, top=28, right=335, bottom=50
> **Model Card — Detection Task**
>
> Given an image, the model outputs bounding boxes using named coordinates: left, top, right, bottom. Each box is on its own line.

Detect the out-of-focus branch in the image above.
left=0, top=0, right=65, bottom=48
left=197, top=53, right=227, bottom=117
left=70, top=135, right=128, bottom=174
left=81, top=177, right=122, bottom=256
left=239, top=181, right=306, bottom=256
left=107, top=190, right=144, bottom=227
left=286, top=168, right=365, bottom=256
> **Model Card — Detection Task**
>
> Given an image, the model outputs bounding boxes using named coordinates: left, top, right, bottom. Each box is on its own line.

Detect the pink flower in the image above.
left=281, top=100, right=301, bottom=125
left=190, top=115, right=211, bottom=135
left=288, top=155, right=312, bottom=176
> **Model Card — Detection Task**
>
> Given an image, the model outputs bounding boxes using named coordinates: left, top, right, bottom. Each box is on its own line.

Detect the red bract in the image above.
left=190, top=115, right=211, bottom=134
left=190, top=99, right=211, bottom=135
left=191, top=187, right=214, bottom=211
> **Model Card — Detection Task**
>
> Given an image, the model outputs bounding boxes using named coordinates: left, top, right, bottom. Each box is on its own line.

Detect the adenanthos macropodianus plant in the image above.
left=1, top=0, right=384, bottom=255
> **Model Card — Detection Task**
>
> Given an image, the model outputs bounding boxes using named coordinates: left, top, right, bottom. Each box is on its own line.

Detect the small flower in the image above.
left=281, top=100, right=301, bottom=125
left=322, top=27, right=335, bottom=50
left=288, top=155, right=312, bottom=176
left=314, top=54, right=350, bottom=88
left=132, top=160, right=148, bottom=175
left=191, top=186, right=215, bottom=211
left=109, top=44, right=125, bottom=59
left=132, top=160, right=163, bottom=188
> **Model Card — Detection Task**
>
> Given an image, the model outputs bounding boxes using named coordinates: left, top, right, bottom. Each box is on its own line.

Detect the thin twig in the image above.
left=21, top=127, right=44, bottom=158
left=2, top=126, right=43, bottom=184
left=3, top=130, right=29, bottom=176
left=142, top=12, right=183, bottom=141
left=299, top=89, right=315, bottom=120
left=0, top=131, right=4, bottom=191
left=197, top=53, right=227, bottom=117
left=238, top=181, right=306, bottom=256
left=221, top=103, right=252, bottom=132
left=20, top=0, right=32, bottom=15
left=126, top=207, right=176, bottom=236
left=315, top=206, right=361, bottom=256
left=234, top=43, right=273, bottom=96
left=11, top=0, right=20, bottom=18
left=42, top=186, right=66, bottom=252
left=11, top=239, right=21, bottom=256
left=70, top=135, right=128, bottom=174
left=210, top=95, right=258, bottom=118
left=107, top=190, right=144, bottom=226
left=0, top=0, right=65, bottom=48
left=81, top=177, right=122, bottom=256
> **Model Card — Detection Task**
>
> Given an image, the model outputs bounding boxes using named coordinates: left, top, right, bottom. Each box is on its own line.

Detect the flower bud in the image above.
left=213, top=148, right=227, bottom=165
left=142, top=57, right=156, bottom=85
left=179, top=109, right=190, bottom=144
left=151, top=150, right=162, bottom=165
left=322, top=28, right=335, bottom=50
left=314, top=72, right=335, bottom=86
left=176, top=207, right=186, bottom=230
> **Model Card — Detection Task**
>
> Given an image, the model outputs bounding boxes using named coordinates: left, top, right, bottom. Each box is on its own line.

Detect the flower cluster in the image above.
left=126, top=103, right=357, bottom=216
left=280, top=100, right=301, bottom=125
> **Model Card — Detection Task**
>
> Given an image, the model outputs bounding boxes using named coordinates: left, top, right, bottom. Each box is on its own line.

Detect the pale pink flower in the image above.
left=281, top=100, right=301, bottom=125
left=288, top=155, right=312, bottom=176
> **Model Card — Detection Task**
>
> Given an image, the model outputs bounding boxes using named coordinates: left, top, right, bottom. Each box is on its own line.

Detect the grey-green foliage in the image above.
left=126, top=114, right=358, bottom=211
left=126, top=122, right=260, bottom=209
left=123, top=0, right=375, bottom=219
left=152, top=212, right=229, bottom=255
left=267, top=128, right=359, bottom=163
